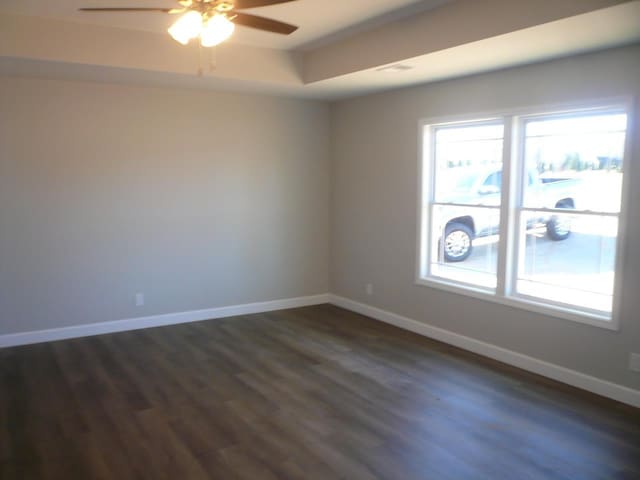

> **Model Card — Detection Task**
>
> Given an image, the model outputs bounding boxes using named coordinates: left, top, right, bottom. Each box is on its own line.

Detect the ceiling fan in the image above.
left=79, top=0, right=299, bottom=47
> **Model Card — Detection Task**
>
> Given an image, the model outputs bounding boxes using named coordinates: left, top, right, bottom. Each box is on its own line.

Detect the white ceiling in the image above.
left=1, top=0, right=639, bottom=99
left=0, top=0, right=447, bottom=50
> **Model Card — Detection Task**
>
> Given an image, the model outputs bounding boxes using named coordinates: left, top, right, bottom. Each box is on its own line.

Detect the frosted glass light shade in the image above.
left=168, top=10, right=203, bottom=45
left=200, top=14, right=235, bottom=47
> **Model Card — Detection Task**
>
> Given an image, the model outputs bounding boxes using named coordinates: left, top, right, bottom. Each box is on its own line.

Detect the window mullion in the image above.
left=507, top=116, right=527, bottom=298
left=496, top=116, right=514, bottom=297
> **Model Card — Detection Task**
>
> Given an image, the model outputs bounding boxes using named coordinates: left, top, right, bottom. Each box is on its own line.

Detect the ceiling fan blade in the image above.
left=232, top=12, right=297, bottom=34
left=78, top=7, right=172, bottom=12
left=233, top=0, right=297, bottom=9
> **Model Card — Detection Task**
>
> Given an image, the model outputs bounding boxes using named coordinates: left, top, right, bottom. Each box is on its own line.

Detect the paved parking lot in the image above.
left=436, top=219, right=617, bottom=306
left=465, top=226, right=616, bottom=276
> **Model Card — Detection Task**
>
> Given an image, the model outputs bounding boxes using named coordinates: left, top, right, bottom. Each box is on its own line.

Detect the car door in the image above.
left=474, top=171, right=502, bottom=235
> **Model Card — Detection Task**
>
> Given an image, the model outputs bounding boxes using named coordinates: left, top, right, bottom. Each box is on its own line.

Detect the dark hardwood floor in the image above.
left=1, top=304, right=639, bottom=479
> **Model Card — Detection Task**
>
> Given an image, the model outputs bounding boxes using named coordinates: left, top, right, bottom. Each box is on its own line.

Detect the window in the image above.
left=418, top=105, right=629, bottom=327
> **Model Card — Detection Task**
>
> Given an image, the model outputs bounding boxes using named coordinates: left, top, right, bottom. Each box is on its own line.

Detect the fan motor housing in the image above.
left=213, top=1, right=234, bottom=12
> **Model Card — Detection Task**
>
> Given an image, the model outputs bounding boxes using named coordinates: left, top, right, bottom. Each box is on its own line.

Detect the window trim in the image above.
left=415, top=99, right=634, bottom=331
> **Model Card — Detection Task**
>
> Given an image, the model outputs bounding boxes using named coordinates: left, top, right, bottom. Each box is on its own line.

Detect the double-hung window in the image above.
left=418, top=104, right=630, bottom=328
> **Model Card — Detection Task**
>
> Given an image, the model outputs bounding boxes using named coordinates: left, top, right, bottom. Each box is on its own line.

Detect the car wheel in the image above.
left=442, top=223, right=473, bottom=262
left=546, top=215, right=571, bottom=241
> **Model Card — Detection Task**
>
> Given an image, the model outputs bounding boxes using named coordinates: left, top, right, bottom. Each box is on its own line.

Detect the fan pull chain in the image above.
left=197, top=42, right=204, bottom=77
left=196, top=45, right=216, bottom=76
left=209, top=47, right=217, bottom=72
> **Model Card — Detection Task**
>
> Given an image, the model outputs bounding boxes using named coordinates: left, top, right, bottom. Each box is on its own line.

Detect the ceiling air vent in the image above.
left=376, top=64, right=413, bottom=73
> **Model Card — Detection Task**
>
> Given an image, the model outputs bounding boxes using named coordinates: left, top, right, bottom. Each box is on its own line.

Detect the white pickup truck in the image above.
left=438, top=167, right=581, bottom=262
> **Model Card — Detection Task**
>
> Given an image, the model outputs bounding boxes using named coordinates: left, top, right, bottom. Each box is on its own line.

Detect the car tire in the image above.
left=546, top=215, right=571, bottom=241
left=442, top=222, right=473, bottom=262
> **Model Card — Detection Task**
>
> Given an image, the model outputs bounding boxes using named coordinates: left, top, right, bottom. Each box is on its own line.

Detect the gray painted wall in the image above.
left=330, top=45, right=640, bottom=390
left=0, top=77, right=330, bottom=334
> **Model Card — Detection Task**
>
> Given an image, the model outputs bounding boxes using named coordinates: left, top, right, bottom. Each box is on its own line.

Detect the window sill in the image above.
left=415, top=277, right=618, bottom=331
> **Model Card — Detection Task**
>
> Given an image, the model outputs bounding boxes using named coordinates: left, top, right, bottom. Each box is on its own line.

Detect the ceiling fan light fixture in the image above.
left=200, top=14, right=235, bottom=47
left=81, top=0, right=300, bottom=51
left=168, top=10, right=202, bottom=45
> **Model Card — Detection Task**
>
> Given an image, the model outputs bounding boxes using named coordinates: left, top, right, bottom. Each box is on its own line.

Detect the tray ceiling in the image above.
left=1, top=0, right=639, bottom=99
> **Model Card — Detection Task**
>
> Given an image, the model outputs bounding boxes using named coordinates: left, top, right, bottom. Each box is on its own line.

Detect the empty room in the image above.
left=1, top=0, right=640, bottom=478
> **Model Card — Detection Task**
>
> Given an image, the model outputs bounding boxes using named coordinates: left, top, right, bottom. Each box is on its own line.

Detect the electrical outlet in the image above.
left=135, top=293, right=144, bottom=307
left=366, top=283, right=374, bottom=296
left=629, top=353, right=640, bottom=373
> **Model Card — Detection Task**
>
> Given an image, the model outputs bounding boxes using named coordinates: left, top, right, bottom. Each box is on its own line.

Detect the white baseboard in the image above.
left=3, top=292, right=637, bottom=408
left=0, top=293, right=330, bottom=348
left=329, top=294, right=640, bottom=408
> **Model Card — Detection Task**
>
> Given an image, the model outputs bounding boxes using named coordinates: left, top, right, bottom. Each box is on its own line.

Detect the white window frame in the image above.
left=416, top=100, right=633, bottom=331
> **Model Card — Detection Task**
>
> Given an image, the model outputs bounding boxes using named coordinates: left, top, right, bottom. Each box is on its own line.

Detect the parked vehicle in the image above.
left=438, top=167, right=581, bottom=262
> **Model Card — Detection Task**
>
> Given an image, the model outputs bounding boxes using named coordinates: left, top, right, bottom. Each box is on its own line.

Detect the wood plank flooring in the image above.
left=1, top=304, right=639, bottom=479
